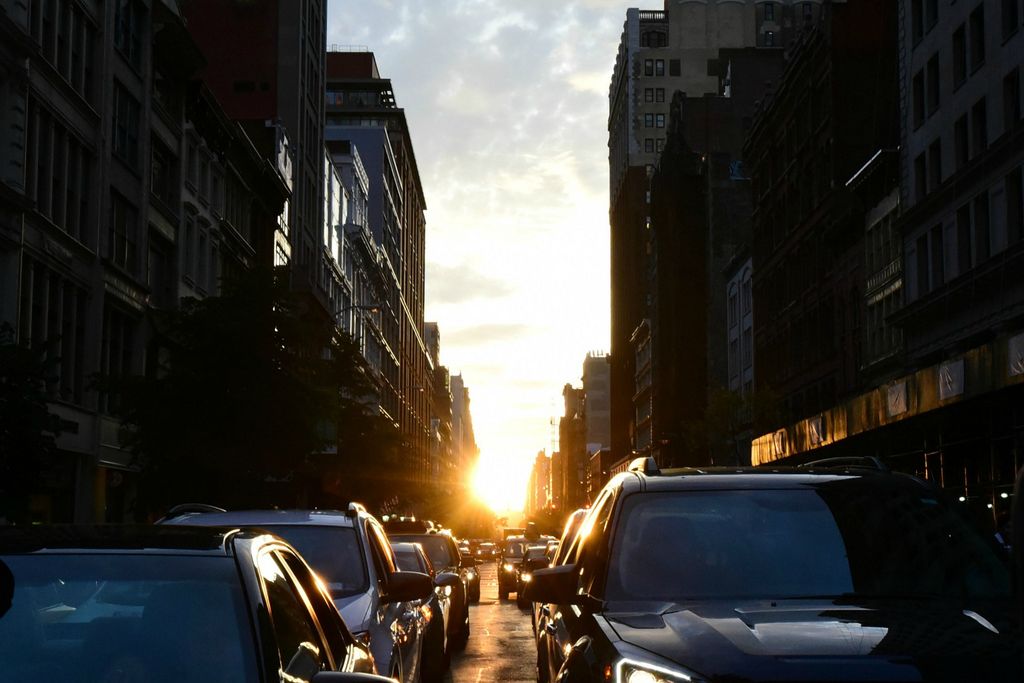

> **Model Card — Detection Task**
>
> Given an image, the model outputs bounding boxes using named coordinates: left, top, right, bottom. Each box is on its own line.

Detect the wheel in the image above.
left=420, top=618, right=446, bottom=683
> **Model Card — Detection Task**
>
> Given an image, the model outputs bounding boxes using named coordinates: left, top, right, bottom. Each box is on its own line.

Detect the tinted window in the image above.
left=277, top=550, right=349, bottom=665
left=260, top=552, right=328, bottom=680
left=394, top=547, right=429, bottom=573
left=605, top=484, right=1009, bottom=602
left=0, top=554, right=255, bottom=683
left=262, top=525, right=367, bottom=597
left=392, top=535, right=455, bottom=569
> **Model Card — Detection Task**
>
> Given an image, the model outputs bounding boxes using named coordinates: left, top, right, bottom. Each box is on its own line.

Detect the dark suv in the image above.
left=529, top=458, right=1021, bottom=683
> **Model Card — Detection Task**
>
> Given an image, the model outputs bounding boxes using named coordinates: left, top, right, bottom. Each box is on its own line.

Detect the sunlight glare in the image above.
left=472, top=452, right=530, bottom=513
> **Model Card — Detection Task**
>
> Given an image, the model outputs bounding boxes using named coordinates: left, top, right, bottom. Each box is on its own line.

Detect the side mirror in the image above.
left=383, top=571, right=433, bottom=603
left=435, top=571, right=461, bottom=589
left=311, top=672, right=399, bottom=682
left=523, top=564, right=579, bottom=605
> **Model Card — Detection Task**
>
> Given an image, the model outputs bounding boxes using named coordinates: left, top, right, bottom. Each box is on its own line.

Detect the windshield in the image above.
left=263, top=525, right=368, bottom=597
left=504, top=541, right=526, bottom=558
left=392, top=535, right=454, bottom=570
left=0, top=554, right=255, bottom=683
left=605, top=484, right=1010, bottom=602
left=525, top=546, right=548, bottom=560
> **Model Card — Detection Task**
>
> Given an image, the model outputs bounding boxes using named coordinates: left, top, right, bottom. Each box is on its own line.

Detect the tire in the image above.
left=420, top=618, right=446, bottom=683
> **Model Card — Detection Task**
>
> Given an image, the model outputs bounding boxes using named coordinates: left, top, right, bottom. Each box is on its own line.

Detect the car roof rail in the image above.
left=156, top=503, right=227, bottom=523
left=627, top=456, right=660, bottom=476
left=800, top=456, right=890, bottom=472
left=346, top=501, right=367, bottom=518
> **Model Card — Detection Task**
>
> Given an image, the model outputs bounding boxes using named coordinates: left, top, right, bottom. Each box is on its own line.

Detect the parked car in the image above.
left=392, top=542, right=461, bottom=683
left=163, top=504, right=432, bottom=683
left=388, top=532, right=473, bottom=646
left=0, top=525, right=399, bottom=683
left=497, top=536, right=529, bottom=600
left=515, top=544, right=551, bottom=609
left=529, top=457, right=1021, bottom=683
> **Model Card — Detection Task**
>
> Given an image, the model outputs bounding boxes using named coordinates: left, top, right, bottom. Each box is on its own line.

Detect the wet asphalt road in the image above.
left=446, top=563, right=536, bottom=682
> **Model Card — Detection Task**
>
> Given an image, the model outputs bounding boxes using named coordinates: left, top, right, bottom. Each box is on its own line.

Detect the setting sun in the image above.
left=471, top=453, right=531, bottom=513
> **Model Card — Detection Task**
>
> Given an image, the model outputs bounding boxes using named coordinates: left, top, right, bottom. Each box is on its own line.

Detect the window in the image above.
left=656, top=88, right=665, bottom=103
left=927, top=54, right=940, bottom=116
left=912, top=0, right=924, bottom=43
left=112, top=83, right=140, bottom=168
left=912, top=70, right=925, bottom=128
left=928, top=139, right=942, bottom=189
left=150, top=140, right=177, bottom=213
left=114, top=0, right=145, bottom=67
left=969, top=5, right=986, bottom=72
left=955, top=115, right=969, bottom=170
left=644, top=113, right=654, bottom=128
left=109, top=192, right=138, bottom=274
left=764, top=2, right=775, bottom=21
left=645, top=88, right=654, bottom=103
left=148, top=233, right=175, bottom=309
left=957, top=204, right=973, bottom=274
left=18, top=257, right=88, bottom=404
left=259, top=551, right=329, bottom=679
left=645, top=138, right=654, bottom=153
left=953, top=24, right=967, bottom=87
left=916, top=234, right=930, bottom=295
left=644, top=59, right=654, bottom=77
left=914, top=152, right=927, bottom=200
left=1007, top=167, right=1024, bottom=243
left=183, top=211, right=196, bottom=282
left=100, top=302, right=136, bottom=414
left=973, top=191, right=990, bottom=262
left=655, top=59, right=665, bottom=77
left=669, top=59, right=680, bottom=77
left=656, top=138, right=665, bottom=153
left=186, top=138, right=198, bottom=187
left=656, top=113, right=665, bottom=128
left=1004, top=67, right=1021, bottom=132
left=764, top=31, right=775, bottom=47
left=972, top=97, right=988, bottom=154
left=1003, top=0, right=1020, bottom=41
left=803, top=2, right=814, bottom=22
left=925, top=0, right=938, bottom=30
left=930, top=224, right=945, bottom=289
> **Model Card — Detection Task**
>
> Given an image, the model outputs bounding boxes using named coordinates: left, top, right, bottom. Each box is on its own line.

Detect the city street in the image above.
left=448, top=563, right=537, bottom=683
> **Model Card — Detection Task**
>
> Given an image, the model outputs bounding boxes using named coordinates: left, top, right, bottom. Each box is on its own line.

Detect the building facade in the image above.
left=0, top=1, right=290, bottom=521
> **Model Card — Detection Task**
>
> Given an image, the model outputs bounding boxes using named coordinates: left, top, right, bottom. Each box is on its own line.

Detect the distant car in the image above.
left=497, top=536, right=529, bottom=600
left=163, top=504, right=432, bottom=683
left=0, top=525, right=397, bottom=683
left=392, top=542, right=460, bottom=683
left=530, top=458, right=1022, bottom=683
left=474, top=541, right=497, bottom=560
left=389, top=533, right=473, bottom=646
left=515, top=544, right=550, bottom=609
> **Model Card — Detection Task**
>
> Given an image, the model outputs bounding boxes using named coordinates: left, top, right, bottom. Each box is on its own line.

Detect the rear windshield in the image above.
left=394, top=548, right=428, bottom=573
left=391, top=535, right=454, bottom=570
left=0, top=554, right=256, bottom=683
left=605, top=484, right=1010, bottom=602
left=263, top=525, right=368, bottom=597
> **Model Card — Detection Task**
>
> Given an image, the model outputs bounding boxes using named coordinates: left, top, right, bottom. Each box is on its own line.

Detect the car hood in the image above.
left=334, top=592, right=373, bottom=633
left=605, top=599, right=1021, bottom=682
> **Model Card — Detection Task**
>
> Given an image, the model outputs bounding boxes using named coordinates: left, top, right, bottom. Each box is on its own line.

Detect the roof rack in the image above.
left=157, top=503, right=227, bottom=523
left=627, top=456, right=661, bottom=476
left=346, top=502, right=367, bottom=518
left=800, top=456, right=890, bottom=472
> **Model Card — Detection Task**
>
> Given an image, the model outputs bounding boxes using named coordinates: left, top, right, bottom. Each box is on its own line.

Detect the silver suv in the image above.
left=163, top=503, right=431, bottom=683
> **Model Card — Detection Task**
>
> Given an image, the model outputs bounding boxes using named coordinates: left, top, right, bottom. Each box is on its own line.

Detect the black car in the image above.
left=388, top=533, right=472, bottom=648
left=498, top=535, right=529, bottom=600
left=515, top=544, right=551, bottom=609
left=0, top=525, right=401, bottom=683
left=529, top=458, right=1021, bottom=683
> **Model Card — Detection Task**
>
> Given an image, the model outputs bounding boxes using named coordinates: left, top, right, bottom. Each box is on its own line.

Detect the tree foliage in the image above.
left=113, top=269, right=399, bottom=514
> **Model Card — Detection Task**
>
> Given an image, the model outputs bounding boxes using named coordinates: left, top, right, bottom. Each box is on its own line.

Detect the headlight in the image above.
left=521, top=573, right=532, bottom=583
left=503, top=563, right=515, bottom=572
left=616, top=658, right=704, bottom=683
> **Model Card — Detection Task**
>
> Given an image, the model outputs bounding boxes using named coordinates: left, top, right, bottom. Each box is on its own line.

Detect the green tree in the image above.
left=111, top=269, right=398, bottom=515
left=0, top=323, right=60, bottom=523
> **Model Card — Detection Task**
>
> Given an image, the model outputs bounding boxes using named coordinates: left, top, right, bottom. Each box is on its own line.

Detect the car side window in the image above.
left=277, top=550, right=349, bottom=665
left=259, top=550, right=330, bottom=681
left=365, top=521, right=397, bottom=585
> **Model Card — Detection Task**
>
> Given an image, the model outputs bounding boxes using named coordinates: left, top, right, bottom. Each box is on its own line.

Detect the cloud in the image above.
left=425, top=261, right=513, bottom=304
left=443, top=323, right=533, bottom=346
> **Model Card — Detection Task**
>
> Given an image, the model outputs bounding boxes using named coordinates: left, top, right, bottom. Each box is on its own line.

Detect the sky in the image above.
left=327, top=0, right=641, bottom=511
